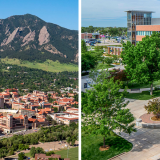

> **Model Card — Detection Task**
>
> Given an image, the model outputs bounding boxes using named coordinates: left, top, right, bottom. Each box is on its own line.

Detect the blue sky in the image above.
left=0, top=0, right=78, bottom=30
left=82, top=0, right=160, bottom=27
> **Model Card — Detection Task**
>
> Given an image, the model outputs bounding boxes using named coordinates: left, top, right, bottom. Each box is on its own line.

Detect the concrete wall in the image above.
left=151, top=18, right=160, bottom=25
left=0, top=109, right=18, bottom=113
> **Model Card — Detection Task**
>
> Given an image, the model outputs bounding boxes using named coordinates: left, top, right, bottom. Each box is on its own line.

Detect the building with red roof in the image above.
left=35, top=153, right=70, bottom=160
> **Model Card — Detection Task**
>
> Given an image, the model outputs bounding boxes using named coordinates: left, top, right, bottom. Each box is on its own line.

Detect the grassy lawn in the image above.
left=55, top=147, right=78, bottom=160
left=25, top=147, right=78, bottom=160
left=123, top=80, right=160, bottom=89
left=82, top=134, right=132, bottom=160
left=87, top=46, right=95, bottom=50
left=1, top=58, right=78, bottom=72
left=25, top=152, right=35, bottom=160
left=125, top=90, right=160, bottom=100
left=95, top=63, right=114, bottom=70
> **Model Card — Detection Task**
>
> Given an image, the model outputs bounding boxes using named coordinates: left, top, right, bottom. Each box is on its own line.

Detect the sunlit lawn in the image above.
left=82, top=134, right=132, bottom=160
left=123, top=80, right=160, bottom=89
left=125, top=90, right=160, bottom=100
left=25, top=147, right=78, bottom=160
left=1, top=58, right=78, bottom=72
left=95, top=63, right=114, bottom=70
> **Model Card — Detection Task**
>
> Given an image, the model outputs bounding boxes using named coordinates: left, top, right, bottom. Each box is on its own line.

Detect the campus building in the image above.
left=81, top=32, right=100, bottom=39
left=125, top=10, right=160, bottom=45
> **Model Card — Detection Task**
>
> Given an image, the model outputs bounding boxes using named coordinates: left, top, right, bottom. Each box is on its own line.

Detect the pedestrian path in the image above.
left=114, top=127, right=160, bottom=160
left=112, top=99, right=160, bottom=160
left=119, top=88, right=154, bottom=93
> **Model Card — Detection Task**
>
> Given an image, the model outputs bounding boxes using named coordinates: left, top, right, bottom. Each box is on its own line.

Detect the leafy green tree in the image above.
left=112, top=55, right=119, bottom=62
left=66, top=136, right=72, bottom=145
left=36, top=147, right=45, bottom=154
left=18, top=144, right=29, bottom=150
left=48, top=93, right=51, bottom=99
left=18, top=152, right=25, bottom=160
left=46, top=151, right=55, bottom=156
left=99, top=30, right=107, bottom=35
left=81, top=40, right=87, bottom=53
left=145, top=98, right=160, bottom=118
left=74, top=93, right=78, bottom=101
left=88, top=26, right=94, bottom=33
left=108, top=28, right=118, bottom=36
left=121, top=32, right=160, bottom=95
left=82, top=72, right=136, bottom=148
left=82, top=52, right=98, bottom=71
left=53, top=107, right=58, bottom=113
left=104, top=57, right=113, bottom=65
left=46, top=115, right=53, bottom=124
left=30, top=147, right=36, bottom=157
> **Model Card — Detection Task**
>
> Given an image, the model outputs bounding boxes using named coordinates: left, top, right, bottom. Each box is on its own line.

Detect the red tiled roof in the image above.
left=37, top=118, right=45, bottom=122
left=2, top=93, right=10, bottom=96
left=21, top=108, right=35, bottom=112
left=30, top=104, right=40, bottom=107
left=28, top=118, right=37, bottom=122
left=13, top=102, right=24, bottom=105
left=12, top=92, right=18, bottom=95
left=44, top=103, right=51, bottom=105
left=14, top=115, right=24, bottom=119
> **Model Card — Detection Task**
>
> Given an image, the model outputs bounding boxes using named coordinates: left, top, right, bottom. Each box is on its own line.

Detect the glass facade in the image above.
left=127, top=12, right=132, bottom=41
left=137, top=31, right=159, bottom=36
left=126, top=11, right=152, bottom=45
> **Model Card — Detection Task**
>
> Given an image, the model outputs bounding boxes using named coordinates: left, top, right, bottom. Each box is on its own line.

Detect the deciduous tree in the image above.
left=18, top=152, right=25, bottom=160
left=81, top=40, right=87, bottom=53
left=82, top=72, right=136, bottom=148
left=122, top=32, right=160, bottom=95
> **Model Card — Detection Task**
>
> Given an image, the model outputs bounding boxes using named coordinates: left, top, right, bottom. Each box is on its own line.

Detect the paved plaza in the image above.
left=113, top=99, right=160, bottom=160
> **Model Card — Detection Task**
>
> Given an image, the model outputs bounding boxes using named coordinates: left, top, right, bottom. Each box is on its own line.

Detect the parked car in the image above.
left=97, top=40, right=101, bottom=43
left=90, top=43, right=95, bottom=46
left=89, top=41, right=95, bottom=45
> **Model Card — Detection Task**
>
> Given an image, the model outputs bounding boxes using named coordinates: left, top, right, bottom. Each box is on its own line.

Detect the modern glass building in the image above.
left=125, top=10, right=154, bottom=45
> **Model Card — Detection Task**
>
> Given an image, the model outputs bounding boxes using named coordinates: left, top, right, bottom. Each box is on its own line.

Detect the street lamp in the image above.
left=65, top=144, right=69, bottom=158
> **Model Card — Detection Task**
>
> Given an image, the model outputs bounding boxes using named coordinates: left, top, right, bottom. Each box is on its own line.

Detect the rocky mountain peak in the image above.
left=0, top=14, right=78, bottom=63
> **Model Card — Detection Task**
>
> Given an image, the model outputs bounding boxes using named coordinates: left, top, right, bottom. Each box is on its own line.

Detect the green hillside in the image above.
left=1, top=58, right=78, bottom=72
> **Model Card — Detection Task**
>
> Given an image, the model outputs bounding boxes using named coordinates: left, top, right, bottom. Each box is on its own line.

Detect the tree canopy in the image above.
left=121, top=32, right=160, bottom=95
left=81, top=52, right=98, bottom=71
left=145, top=98, right=160, bottom=118
left=82, top=71, right=136, bottom=147
left=81, top=40, right=87, bottom=53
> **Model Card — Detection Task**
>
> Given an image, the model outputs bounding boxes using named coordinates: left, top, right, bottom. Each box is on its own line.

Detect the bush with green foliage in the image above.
left=18, top=152, right=25, bottom=160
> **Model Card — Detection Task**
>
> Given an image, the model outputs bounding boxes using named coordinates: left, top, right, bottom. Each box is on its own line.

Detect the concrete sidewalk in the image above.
left=112, top=99, right=160, bottom=160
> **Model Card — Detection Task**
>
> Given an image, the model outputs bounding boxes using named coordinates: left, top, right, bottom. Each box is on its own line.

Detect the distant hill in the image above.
left=0, top=14, right=78, bottom=64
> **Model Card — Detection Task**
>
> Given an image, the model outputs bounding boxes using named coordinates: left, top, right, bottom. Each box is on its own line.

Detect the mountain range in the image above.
left=0, top=14, right=78, bottom=63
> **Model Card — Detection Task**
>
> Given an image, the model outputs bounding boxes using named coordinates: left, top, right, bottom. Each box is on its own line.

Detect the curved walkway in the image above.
left=113, top=99, right=160, bottom=160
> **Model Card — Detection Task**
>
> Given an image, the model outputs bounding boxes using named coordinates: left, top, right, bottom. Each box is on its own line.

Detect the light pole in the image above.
left=65, top=144, right=69, bottom=158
